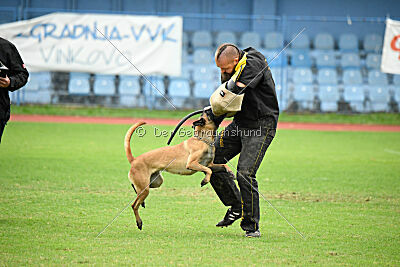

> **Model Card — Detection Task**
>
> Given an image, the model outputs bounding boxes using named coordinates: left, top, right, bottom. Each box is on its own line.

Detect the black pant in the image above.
left=0, top=120, right=6, bottom=144
left=211, top=117, right=276, bottom=232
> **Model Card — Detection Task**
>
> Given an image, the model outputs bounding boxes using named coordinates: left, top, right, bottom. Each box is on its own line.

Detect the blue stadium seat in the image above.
left=22, top=72, right=52, bottom=104
left=340, top=53, right=361, bottom=69
left=193, top=81, right=215, bottom=99
left=68, top=72, right=90, bottom=95
left=216, top=31, right=237, bottom=45
left=363, top=34, right=383, bottom=53
left=317, top=68, right=338, bottom=85
left=314, top=33, right=335, bottom=50
left=315, top=52, right=336, bottom=68
left=319, top=85, right=340, bottom=112
left=292, top=68, right=313, bottom=84
left=119, top=76, right=140, bottom=95
left=240, top=32, right=261, bottom=48
left=264, top=32, right=283, bottom=50
left=181, top=64, right=193, bottom=80
left=93, top=75, right=115, bottom=95
left=193, top=65, right=214, bottom=82
left=293, top=84, right=314, bottom=109
left=342, top=69, right=363, bottom=85
left=192, top=31, right=212, bottom=48
left=291, top=50, right=312, bottom=67
left=143, top=77, right=165, bottom=96
left=393, top=75, right=400, bottom=86
left=290, top=33, right=310, bottom=50
left=365, top=53, right=381, bottom=69
left=394, top=86, right=400, bottom=104
left=260, top=49, right=287, bottom=67
left=271, top=67, right=288, bottom=110
left=344, top=85, right=365, bottom=112
left=369, top=86, right=390, bottom=112
left=169, top=78, right=191, bottom=108
left=368, top=70, right=388, bottom=85
left=193, top=49, right=213, bottom=64
left=119, top=76, right=142, bottom=107
left=339, top=34, right=358, bottom=52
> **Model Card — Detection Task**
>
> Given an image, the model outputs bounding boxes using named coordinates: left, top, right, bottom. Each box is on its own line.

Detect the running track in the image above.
left=10, top=114, right=400, bottom=132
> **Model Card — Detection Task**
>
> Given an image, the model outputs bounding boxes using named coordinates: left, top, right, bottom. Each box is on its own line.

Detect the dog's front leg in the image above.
left=186, top=151, right=213, bottom=187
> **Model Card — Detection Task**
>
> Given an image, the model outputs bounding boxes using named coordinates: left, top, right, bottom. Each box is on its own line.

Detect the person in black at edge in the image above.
left=0, top=37, right=29, bottom=144
left=210, top=43, right=279, bottom=238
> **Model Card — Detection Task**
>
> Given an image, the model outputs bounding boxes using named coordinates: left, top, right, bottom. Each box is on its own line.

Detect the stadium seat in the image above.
left=365, top=53, right=381, bottom=69
left=318, top=85, right=340, bottom=112
left=93, top=75, right=115, bottom=95
left=260, top=49, right=287, bottom=67
left=169, top=78, right=191, bottom=108
left=363, top=33, right=383, bottom=53
left=192, top=31, right=212, bottom=48
left=317, top=68, right=338, bottom=85
left=292, top=68, right=313, bottom=84
left=393, top=75, right=400, bottom=86
left=293, top=84, right=314, bottom=109
left=240, top=32, right=261, bottom=48
left=338, top=33, right=358, bottom=52
left=264, top=32, right=283, bottom=50
left=119, top=75, right=140, bottom=95
left=143, top=76, right=165, bottom=96
left=342, top=69, right=363, bottom=85
left=343, top=85, right=365, bottom=112
left=315, top=52, right=336, bottom=68
left=368, top=70, right=388, bottom=85
left=68, top=72, right=90, bottom=95
left=22, top=72, right=52, bottom=104
left=193, top=49, right=213, bottom=64
left=272, top=68, right=288, bottom=110
left=291, top=50, right=312, bottom=67
left=290, top=33, right=310, bottom=50
left=369, top=86, right=390, bottom=112
left=193, top=81, right=215, bottom=98
left=119, top=76, right=142, bottom=107
left=181, top=64, right=193, bottom=80
left=394, top=86, right=400, bottom=104
left=216, top=31, right=237, bottom=45
left=314, top=33, right=335, bottom=50
left=340, top=53, right=361, bottom=69
left=193, top=64, right=214, bottom=82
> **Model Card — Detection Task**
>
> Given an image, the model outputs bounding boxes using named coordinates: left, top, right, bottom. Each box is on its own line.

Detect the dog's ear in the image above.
left=192, top=118, right=206, bottom=126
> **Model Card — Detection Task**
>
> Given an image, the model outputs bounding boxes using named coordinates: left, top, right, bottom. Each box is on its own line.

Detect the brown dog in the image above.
left=124, top=110, right=228, bottom=230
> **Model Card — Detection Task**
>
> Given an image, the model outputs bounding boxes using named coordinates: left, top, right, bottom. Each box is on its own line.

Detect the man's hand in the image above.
left=0, top=75, right=10, bottom=88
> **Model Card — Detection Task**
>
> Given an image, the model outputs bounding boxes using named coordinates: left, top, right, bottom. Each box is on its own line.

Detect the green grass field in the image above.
left=1, top=121, right=399, bottom=265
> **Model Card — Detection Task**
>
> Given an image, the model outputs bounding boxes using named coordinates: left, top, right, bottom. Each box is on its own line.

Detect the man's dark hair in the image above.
left=215, top=43, right=240, bottom=61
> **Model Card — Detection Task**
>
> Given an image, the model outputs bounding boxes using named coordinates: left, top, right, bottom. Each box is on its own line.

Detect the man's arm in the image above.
left=0, top=42, right=29, bottom=92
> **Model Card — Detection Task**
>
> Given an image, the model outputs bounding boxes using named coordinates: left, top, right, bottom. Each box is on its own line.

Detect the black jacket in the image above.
left=233, top=47, right=279, bottom=128
left=0, top=37, right=29, bottom=121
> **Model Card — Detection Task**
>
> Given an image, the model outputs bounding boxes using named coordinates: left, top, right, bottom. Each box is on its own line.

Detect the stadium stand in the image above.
left=314, top=33, right=335, bottom=50
left=315, top=52, right=336, bottom=68
left=338, top=33, right=359, bottom=52
left=342, top=69, right=363, bottom=85
left=93, top=75, right=115, bottom=96
left=343, top=85, right=365, bottom=112
left=340, top=53, right=361, bottom=69
left=168, top=78, right=191, bottom=108
left=119, top=75, right=142, bottom=107
left=365, top=53, right=381, bottom=69
left=264, top=32, right=283, bottom=50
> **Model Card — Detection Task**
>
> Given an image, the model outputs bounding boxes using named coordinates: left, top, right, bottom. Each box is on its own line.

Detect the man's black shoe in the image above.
left=216, top=208, right=241, bottom=227
left=245, top=230, right=261, bottom=238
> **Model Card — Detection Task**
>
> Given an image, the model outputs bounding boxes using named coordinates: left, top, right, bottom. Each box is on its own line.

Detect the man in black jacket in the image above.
left=210, top=43, right=279, bottom=237
left=0, top=37, right=29, bottom=143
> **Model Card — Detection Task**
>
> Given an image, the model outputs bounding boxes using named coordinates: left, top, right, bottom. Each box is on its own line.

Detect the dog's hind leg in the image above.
left=131, top=186, right=149, bottom=230
left=131, top=184, right=145, bottom=208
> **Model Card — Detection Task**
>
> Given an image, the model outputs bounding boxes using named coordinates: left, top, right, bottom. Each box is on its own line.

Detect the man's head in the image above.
left=215, top=43, right=241, bottom=83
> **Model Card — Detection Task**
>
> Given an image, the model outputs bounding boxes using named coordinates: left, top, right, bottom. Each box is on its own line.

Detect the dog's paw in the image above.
left=200, top=180, right=208, bottom=187
left=136, top=220, right=143, bottom=230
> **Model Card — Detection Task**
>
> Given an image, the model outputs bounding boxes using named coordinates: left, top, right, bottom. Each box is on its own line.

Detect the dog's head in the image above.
left=192, top=106, right=226, bottom=131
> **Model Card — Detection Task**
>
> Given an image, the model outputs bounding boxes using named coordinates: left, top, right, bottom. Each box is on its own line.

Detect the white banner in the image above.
left=0, top=12, right=182, bottom=76
left=381, top=18, right=400, bottom=75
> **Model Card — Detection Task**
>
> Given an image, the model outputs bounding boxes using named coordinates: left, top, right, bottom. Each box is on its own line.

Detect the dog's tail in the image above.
left=124, top=122, right=146, bottom=164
